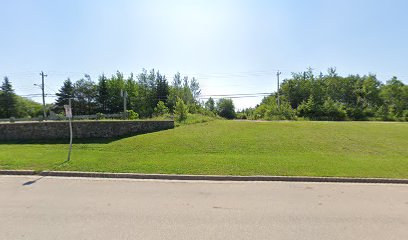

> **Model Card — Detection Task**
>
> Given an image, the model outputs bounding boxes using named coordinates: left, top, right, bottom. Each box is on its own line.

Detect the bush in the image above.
left=187, top=103, right=200, bottom=114
left=252, top=104, right=267, bottom=120
left=96, top=113, right=105, bottom=120
left=298, top=96, right=346, bottom=121
left=236, top=112, right=248, bottom=119
left=200, top=108, right=216, bottom=117
left=175, top=113, right=218, bottom=126
left=297, top=96, right=322, bottom=120
left=321, top=98, right=347, bottom=121
left=401, top=110, right=408, bottom=121
left=236, top=108, right=254, bottom=120
left=174, top=97, right=188, bottom=122
left=126, top=110, right=139, bottom=120
left=264, top=101, right=297, bottom=120
left=154, top=101, right=170, bottom=116
left=375, top=106, right=393, bottom=121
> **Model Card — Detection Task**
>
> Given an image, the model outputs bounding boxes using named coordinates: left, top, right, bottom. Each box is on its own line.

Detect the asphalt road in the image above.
left=1, top=176, right=407, bottom=240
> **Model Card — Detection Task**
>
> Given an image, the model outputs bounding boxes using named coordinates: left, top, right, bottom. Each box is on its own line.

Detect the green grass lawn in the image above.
left=1, top=120, right=407, bottom=178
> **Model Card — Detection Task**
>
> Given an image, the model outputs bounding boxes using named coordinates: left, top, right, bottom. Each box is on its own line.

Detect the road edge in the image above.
left=1, top=170, right=407, bottom=184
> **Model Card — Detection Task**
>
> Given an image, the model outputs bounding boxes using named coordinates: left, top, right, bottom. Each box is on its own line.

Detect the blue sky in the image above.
left=1, top=0, right=408, bottom=109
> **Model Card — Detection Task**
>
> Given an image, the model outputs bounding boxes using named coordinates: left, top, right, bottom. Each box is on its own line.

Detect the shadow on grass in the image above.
left=1, top=138, right=117, bottom=145
left=0, top=131, right=157, bottom=145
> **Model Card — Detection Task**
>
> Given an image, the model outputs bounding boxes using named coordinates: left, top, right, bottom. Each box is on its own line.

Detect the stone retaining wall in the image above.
left=0, top=120, right=174, bottom=140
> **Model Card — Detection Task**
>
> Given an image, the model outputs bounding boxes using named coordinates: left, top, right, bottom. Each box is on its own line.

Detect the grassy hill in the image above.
left=1, top=120, right=407, bottom=178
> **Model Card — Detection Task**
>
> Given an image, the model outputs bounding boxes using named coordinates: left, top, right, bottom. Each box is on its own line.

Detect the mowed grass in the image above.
left=0, top=120, right=407, bottom=178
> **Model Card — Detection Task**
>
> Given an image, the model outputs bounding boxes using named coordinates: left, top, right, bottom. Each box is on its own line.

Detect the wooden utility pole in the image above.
left=39, top=71, right=47, bottom=119
left=121, top=90, right=128, bottom=119
left=66, top=98, right=73, bottom=161
left=277, top=70, right=281, bottom=109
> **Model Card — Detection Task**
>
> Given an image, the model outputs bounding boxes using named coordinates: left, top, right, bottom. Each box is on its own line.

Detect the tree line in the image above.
left=53, top=69, right=239, bottom=120
left=54, top=69, right=203, bottom=118
left=0, top=77, right=43, bottom=119
left=0, top=69, right=235, bottom=121
left=238, top=68, right=408, bottom=121
left=2, top=68, right=408, bottom=121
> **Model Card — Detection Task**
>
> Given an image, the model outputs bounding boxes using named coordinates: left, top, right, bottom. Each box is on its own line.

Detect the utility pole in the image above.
left=39, top=71, right=47, bottom=119
left=121, top=90, right=128, bottom=119
left=66, top=98, right=73, bottom=162
left=277, top=70, right=282, bottom=109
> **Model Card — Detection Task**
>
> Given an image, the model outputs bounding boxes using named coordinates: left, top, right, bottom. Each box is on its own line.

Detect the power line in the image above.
left=3, top=69, right=408, bottom=106
left=198, top=92, right=273, bottom=100
left=199, top=92, right=272, bottom=97
left=199, top=95, right=268, bottom=100
left=20, top=94, right=56, bottom=97
left=44, top=84, right=58, bottom=94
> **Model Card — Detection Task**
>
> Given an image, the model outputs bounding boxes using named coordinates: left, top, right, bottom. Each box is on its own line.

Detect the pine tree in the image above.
left=0, top=76, right=17, bottom=118
left=97, top=74, right=109, bottom=113
left=155, top=72, right=169, bottom=103
left=174, top=97, right=188, bottom=122
left=205, top=97, right=215, bottom=112
left=55, top=78, right=74, bottom=113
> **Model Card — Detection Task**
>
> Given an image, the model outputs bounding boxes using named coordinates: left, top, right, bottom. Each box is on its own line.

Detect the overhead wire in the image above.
left=2, top=69, right=408, bottom=103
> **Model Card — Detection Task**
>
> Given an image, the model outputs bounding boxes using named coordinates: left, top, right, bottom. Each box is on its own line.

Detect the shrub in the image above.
left=174, top=97, right=188, bottom=122
left=236, top=112, right=248, bottom=119
left=298, top=96, right=346, bottom=121
left=375, top=106, right=393, bottom=121
left=297, top=95, right=322, bottom=120
left=154, top=101, right=170, bottom=116
left=401, top=110, right=408, bottom=121
left=200, top=108, right=216, bottom=117
left=187, top=103, right=200, bottom=114
left=263, top=100, right=297, bottom=120
left=252, top=104, right=267, bottom=120
left=321, top=98, right=347, bottom=121
left=96, top=113, right=105, bottom=120
left=126, top=110, right=139, bottom=120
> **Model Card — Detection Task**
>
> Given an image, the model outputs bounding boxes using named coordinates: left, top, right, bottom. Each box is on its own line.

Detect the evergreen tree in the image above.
left=182, top=76, right=194, bottom=104
left=174, top=97, right=188, bottom=122
left=167, top=72, right=183, bottom=111
left=97, top=74, right=109, bottom=113
left=136, top=69, right=157, bottom=117
left=155, top=72, right=169, bottom=104
left=205, top=97, right=215, bottom=112
left=125, top=73, right=139, bottom=114
left=55, top=78, right=74, bottom=113
left=0, top=77, right=17, bottom=118
left=189, top=77, right=201, bottom=102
